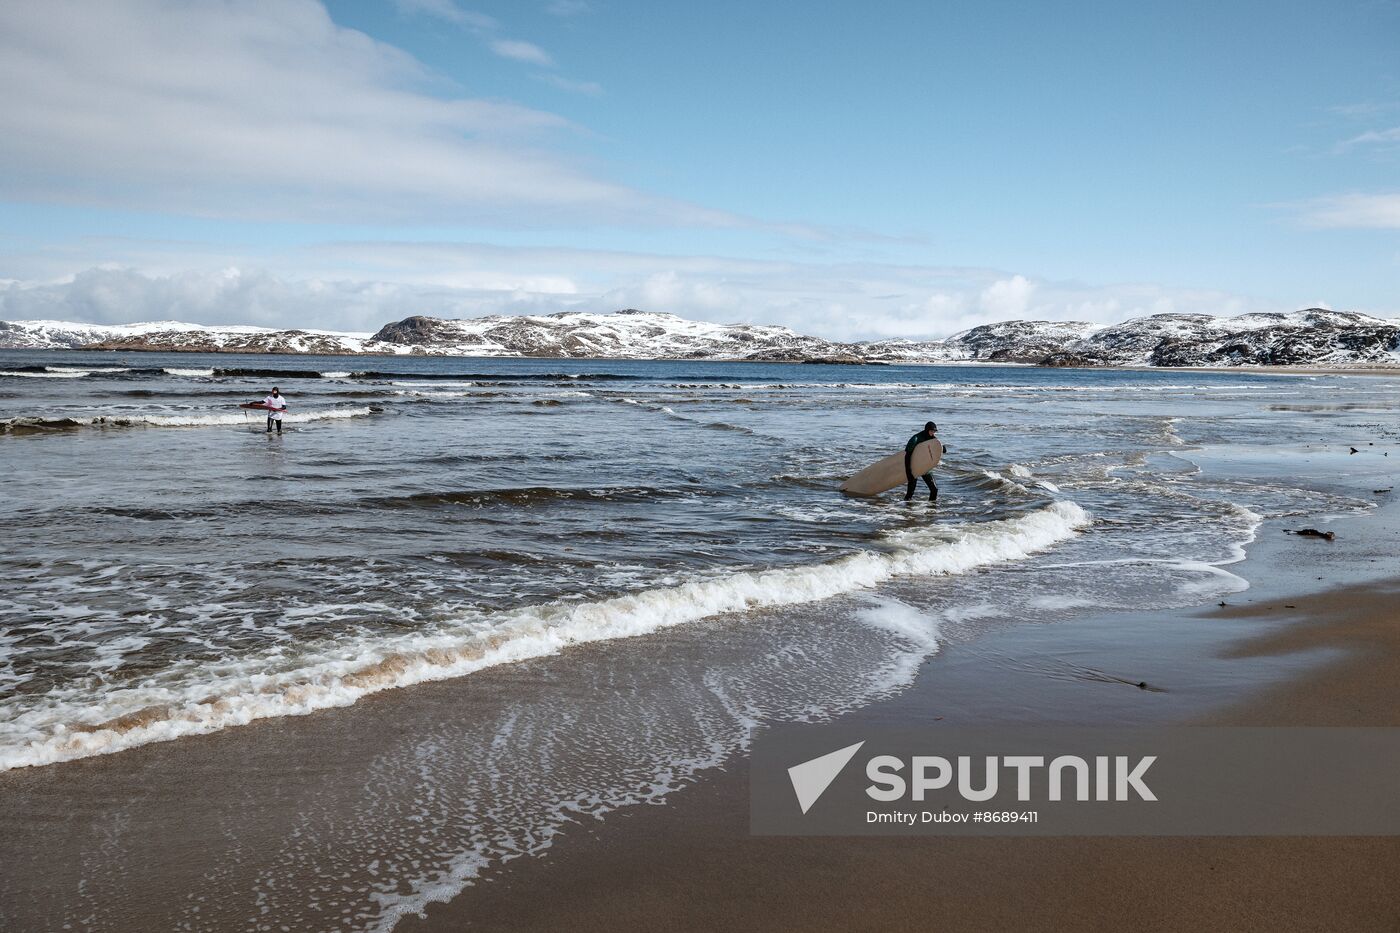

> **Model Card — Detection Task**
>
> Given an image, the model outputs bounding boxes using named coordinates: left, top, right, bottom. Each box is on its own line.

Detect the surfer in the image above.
left=264, top=387, right=287, bottom=434
left=904, top=421, right=940, bottom=501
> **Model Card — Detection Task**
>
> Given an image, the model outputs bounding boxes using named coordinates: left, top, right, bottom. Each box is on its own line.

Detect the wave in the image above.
left=611, top=396, right=777, bottom=439
left=654, top=381, right=928, bottom=391
left=0, top=369, right=94, bottom=378
left=352, top=371, right=646, bottom=382
left=364, top=484, right=707, bottom=510
left=166, top=368, right=654, bottom=382
left=0, top=501, right=1089, bottom=770
left=977, top=469, right=1059, bottom=496
left=0, top=407, right=378, bottom=434
left=211, top=367, right=325, bottom=379
left=0, top=366, right=175, bottom=379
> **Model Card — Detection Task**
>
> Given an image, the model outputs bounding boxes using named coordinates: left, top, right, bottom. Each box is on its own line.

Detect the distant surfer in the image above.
left=264, top=387, right=287, bottom=434
left=904, top=421, right=941, bottom=501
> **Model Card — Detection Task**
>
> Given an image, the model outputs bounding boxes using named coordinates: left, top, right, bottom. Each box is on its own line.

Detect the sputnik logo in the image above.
left=788, top=741, right=865, bottom=814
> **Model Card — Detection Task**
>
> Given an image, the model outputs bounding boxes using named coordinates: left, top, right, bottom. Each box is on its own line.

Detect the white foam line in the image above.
left=851, top=597, right=945, bottom=695
left=139, top=407, right=375, bottom=426
left=0, top=501, right=1090, bottom=771
left=5, top=407, right=376, bottom=429
left=0, top=370, right=90, bottom=378
left=982, top=470, right=1033, bottom=494
left=1037, top=500, right=1258, bottom=597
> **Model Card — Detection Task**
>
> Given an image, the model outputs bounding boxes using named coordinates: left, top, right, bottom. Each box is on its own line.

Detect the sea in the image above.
left=1, top=349, right=1396, bottom=931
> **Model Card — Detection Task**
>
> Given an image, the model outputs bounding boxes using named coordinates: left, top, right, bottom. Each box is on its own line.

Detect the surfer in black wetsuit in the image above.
left=905, top=421, right=941, bottom=502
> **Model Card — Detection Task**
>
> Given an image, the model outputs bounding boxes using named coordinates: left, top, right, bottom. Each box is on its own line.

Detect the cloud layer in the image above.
left=0, top=246, right=1276, bottom=341
left=1299, top=193, right=1400, bottom=229
left=0, top=0, right=684, bottom=225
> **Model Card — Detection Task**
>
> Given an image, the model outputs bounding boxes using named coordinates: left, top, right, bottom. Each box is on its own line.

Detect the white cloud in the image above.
left=0, top=244, right=1287, bottom=340
left=0, top=0, right=709, bottom=226
left=600, top=270, right=743, bottom=315
left=1329, top=101, right=1399, bottom=119
left=1334, top=126, right=1400, bottom=153
left=536, top=73, right=604, bottom=96
left=392, top=0, right=495, bottom=29
left=977, top=275, right=1035, bottom=319
left=1299, top=193, right=1400, bottom=229
left=0, top=267, right=566, bottom=333
left=489, top=38, right=554, bottom=67
left=546, top=0, right=593, bottom=16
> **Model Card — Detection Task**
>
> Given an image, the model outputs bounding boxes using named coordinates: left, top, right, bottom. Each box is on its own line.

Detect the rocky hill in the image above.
left=2, top=308, right=1397, bottom=368
left=366, top=310, right=872, bottom=362
left=0, top=320, right=384, bottom=355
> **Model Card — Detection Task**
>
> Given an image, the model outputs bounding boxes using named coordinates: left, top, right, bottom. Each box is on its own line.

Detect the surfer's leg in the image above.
left=266, top=416, right=273, bottom=433
left=275, top=418, right=282, bottom=434
left=904, top=450, right=916, bottom=500
left=923, top=473, right=938, bottom=502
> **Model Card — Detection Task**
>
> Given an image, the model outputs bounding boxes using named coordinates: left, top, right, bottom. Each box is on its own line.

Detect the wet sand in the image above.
left=402, top=573, right=1400, bottom=931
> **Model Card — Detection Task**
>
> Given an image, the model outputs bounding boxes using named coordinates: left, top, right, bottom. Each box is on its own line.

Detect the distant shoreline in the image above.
left=21, top=345, right=1392, bottom=375
left=5, top=306, right=1399, bottom=370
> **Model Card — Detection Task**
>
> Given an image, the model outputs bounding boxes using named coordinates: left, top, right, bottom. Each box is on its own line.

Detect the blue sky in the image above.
left=0, top=0, right=1396, bottom=338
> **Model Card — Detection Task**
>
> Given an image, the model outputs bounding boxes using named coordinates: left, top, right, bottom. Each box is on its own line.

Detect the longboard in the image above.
left=841, top=439, right=943, bottom=496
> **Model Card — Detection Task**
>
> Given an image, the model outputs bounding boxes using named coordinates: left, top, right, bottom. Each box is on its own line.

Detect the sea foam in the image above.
left=0, top=407, right=376, bottom=433
left=0, top=501, right=1089, bottom=770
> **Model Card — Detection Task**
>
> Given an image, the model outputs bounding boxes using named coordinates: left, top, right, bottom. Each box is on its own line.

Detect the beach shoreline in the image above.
left=399, top=504, right=1400, bottom=933
left=2, top=354, right=1395, bottom=932
left=18, top=342, right=1398, bottom=375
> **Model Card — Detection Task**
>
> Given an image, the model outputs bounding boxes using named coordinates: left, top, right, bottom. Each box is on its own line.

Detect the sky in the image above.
left=0, top=0, right=1396, bottom=339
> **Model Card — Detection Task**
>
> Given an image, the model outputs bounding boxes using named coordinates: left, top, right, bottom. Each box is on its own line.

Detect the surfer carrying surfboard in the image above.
left=263, top=387, right=288, bottom=434
left=905, top=421, right=940, bottom=501
left=838, top=426, right=943, bottom=499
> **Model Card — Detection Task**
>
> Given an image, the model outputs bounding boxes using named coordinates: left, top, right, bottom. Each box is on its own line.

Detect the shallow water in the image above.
left=1, top=350, right=1397, bottom=930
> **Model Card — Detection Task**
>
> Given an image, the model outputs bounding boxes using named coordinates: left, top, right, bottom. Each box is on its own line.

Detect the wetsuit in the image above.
left=904, top=431, right=938, bottom=501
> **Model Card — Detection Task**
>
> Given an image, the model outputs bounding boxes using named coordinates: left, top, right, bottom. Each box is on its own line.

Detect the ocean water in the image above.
left=1, top=349, right=1396, bottom=931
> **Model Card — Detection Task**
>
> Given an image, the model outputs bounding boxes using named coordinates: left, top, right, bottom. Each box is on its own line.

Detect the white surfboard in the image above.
left=840, top=439, right=943, bottom=496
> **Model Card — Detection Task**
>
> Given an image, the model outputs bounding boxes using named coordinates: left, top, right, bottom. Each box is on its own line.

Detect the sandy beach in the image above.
left=401, top=512, right=1400, bottom=933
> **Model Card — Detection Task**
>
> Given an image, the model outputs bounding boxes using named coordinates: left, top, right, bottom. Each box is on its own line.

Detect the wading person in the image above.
left=904, top=421, right=941, bottom=501
left=264, top=387, right=288, bottom=434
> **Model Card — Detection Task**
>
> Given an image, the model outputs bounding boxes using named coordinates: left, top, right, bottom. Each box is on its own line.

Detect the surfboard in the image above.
left=239, top=402, right=288, bottom=413
left=841, top=439, right=943, bottom=496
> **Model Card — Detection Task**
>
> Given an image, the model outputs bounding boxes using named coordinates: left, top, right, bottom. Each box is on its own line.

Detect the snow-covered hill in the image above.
left=2, top=308, right=1397, bottom=368
left=367, top=310, right=865, bottom=361
left=1030, top=309, right=1400, bottom=367
left=0, top=320, right=387, bottom=354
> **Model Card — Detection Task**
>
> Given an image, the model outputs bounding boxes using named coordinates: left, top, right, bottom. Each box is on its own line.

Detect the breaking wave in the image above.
left=0, top=368, right=97, bottom=378
left=364, top=485, right=711, bottom=510
left=1, top=407, right=378, bottom=434
left=0, top=500, right=1089, bottom=770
